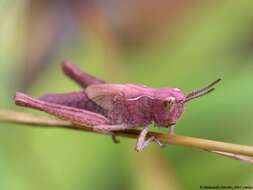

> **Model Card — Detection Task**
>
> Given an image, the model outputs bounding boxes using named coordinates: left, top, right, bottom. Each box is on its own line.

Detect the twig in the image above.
left=1, top=109, right=253, bottom=164
left=211, top=151, right=253, bottom=164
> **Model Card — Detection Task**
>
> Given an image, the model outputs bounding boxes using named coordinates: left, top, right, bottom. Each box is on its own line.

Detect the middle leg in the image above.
left=135, top=126, right=163, bottom=152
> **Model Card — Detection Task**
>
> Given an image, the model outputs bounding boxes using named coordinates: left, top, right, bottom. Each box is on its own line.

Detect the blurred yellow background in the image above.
left=1, top=1, right=253, bottom=190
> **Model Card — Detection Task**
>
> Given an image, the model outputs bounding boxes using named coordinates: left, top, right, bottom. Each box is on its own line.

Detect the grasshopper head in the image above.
left=152, top=78, right=221, bottom=127
left=152, top=88, right=185, bottom=127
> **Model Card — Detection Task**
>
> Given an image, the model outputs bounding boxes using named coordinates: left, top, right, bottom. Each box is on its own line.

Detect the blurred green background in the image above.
left=1, top=1, right=253, bottom=190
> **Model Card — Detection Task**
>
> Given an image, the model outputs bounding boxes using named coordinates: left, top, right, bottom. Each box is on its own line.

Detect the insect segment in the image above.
left=14, top=60, right=221, bottom=151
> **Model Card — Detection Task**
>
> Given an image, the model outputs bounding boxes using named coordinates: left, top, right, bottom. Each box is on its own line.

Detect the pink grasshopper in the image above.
left=15, top=61, right=221, bottom=151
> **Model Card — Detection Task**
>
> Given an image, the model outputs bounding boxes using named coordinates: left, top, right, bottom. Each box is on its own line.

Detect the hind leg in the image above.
left=62, top=60, right=106, bottom=88
left=15, top=92, right=122, bottom=142
left=39, top=91, right=88, bottom=106
left=39, top=91, right=120, bottom=143
left=38, top=91, right=106, bottom=115
left=15, top=92, right=109, bottom=128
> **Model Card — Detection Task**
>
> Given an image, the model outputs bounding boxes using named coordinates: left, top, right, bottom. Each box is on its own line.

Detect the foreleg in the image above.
left=62, top=60, right=106, bottom=88
left=169, top=124, right=176, bottom=135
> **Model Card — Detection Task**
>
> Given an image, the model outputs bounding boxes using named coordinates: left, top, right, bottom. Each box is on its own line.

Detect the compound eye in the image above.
left=163, top=97, right=175, bottom=111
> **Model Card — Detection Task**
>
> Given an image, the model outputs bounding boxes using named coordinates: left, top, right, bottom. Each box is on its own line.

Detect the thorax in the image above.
left=107, top=95, right=154, bottom=127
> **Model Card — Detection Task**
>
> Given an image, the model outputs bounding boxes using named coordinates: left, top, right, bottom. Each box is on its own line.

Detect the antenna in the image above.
left=184, top=78, right=221, bottom=103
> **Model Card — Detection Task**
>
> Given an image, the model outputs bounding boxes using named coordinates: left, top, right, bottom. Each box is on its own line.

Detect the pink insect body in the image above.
left=85, top=84, right=186, bottom=127
left=15, top=61, right=221, bottom=151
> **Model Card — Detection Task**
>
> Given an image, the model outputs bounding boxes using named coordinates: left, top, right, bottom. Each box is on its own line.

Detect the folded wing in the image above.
left=85, top=84, right=154, bottom=111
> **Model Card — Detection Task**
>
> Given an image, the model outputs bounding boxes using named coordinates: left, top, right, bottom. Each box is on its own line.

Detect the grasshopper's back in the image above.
left=85, top=84, right=186, bottom=127
left=85, top=84, right=155, bottom=126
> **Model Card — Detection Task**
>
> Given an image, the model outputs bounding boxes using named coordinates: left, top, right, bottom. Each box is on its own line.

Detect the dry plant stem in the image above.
left=1, top=110, right=253, bottom=160
left=0, top=110, right=71, bottom=127
left=210, top=151, right=253, bottom=164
